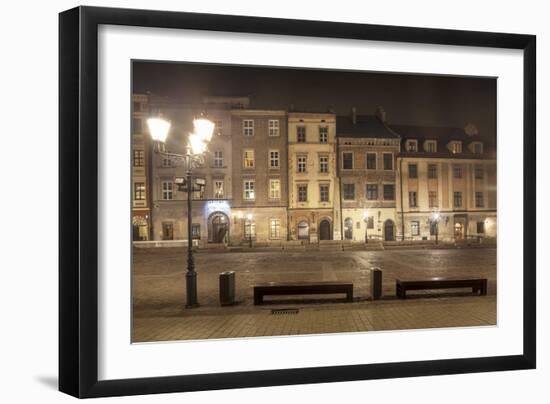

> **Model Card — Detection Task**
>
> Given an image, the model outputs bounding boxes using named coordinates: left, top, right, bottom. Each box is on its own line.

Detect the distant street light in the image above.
left=147, top=114, right=215, bottom=308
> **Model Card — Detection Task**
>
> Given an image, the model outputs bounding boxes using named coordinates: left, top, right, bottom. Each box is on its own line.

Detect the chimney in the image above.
left=351, top=107, right=357, bottom=125
left=376, top=106, right=387, bottom=123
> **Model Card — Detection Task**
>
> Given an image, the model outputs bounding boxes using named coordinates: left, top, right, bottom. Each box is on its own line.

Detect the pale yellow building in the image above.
left=287, top=112, right=341, bottom=242
left=132, top=94, right=151, bottom=240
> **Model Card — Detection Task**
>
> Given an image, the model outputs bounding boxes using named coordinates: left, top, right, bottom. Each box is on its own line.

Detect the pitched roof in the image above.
left=336, top=115, right=400, bottom=139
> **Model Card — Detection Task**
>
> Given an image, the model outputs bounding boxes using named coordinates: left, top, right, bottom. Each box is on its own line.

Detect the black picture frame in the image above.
left=59, top=6, right=536, bottom=398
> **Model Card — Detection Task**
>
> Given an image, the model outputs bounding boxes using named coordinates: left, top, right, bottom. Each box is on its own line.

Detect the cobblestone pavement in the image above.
left=132, top=248, right=496, bottom=342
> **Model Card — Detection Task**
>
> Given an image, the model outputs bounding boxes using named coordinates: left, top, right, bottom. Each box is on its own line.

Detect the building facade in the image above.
left=230, top=109, right=289, bottom=245
left=132, top=93, right=152, bottom=240
left=337, top=108, right=401, bottom=242
left=393, top=125, right=497, bottom=242
left=287, top=112, right=341, bottom=242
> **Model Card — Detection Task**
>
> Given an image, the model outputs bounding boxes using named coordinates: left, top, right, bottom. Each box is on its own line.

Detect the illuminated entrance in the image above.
left=208, top=212, right=229, bottom=243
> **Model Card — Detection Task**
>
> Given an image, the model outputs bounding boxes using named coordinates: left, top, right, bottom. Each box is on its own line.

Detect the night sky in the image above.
left=133, top=61, right=496, bottom=144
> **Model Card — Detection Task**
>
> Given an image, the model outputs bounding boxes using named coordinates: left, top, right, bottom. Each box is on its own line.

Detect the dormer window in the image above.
left=471, top=142, right=484, bottom=154
left=406, top=139, right=418, bottom=152
left=449, top=141, right=462, bottom=154
left=424, top=140, right=437, bottom=153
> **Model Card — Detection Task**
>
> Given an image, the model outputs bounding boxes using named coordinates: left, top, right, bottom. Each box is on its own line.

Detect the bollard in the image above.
left=371, top=267, right=382, bottom=300
left=219, top=271, right=236, bottom=306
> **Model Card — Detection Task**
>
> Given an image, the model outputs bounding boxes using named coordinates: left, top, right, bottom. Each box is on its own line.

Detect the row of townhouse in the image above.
left=132, top=95, right=497, bottom=245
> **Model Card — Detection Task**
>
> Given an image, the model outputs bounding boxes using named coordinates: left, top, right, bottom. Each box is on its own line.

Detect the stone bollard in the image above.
left=371, top=267, right=382, bottom=300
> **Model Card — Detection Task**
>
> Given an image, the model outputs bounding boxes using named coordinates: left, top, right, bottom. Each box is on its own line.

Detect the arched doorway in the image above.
left=208, top=212, right=229, bottom=243
left=343, top=218, right=353, bottom=240
left=297, top=221, right=309, bottom=240
left=384, top=220, right=395, bottom=241
left=320, top=219, right=332, bottom=240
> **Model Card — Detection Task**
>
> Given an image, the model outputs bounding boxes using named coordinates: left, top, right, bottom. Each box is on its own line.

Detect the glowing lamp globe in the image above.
left=147, top=118, right=171, bottom=143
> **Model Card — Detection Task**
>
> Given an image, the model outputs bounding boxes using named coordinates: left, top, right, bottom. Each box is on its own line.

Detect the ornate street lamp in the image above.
left=147, top=114, right=215, bottom=308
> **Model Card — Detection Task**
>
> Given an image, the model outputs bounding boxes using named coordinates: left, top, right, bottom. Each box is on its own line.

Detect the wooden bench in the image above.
left=396, top=278, right=487, bottom=299
left=253, top=282, right=353, bottom=305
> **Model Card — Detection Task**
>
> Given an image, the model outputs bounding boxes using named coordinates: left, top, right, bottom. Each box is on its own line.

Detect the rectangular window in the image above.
left=343, top=183, right=355, bottom=200
left=297, top=185, right=308, bottom=202
left=319, top=155, right=329, bottom=173
left=268, top=119, right=280, bottom=136
left=162, top=158, right=173, bottom=167
left=214, top=180, right=224, bottom=199
left=243, top=149, right=255, bottom=168
left=297, top=155, right=307, bottom=173
left=367, top=216, right=374, bottom=229
left=269, top=150, right=280, bottom=169
left=453, top=191, right=462, bottom=208
left=407, top=140, right=418, bottom=152
left=193, top=184, right=205, bottom=200
left=366, top=184, right=378, bottom=200
left=428, top=164, right=437, bottom=179
left=408, top=164, right=418, bottom=178
left=297, top=126, right=306, bottom=142
left=342, top=152, right=353, bottom=169
left=244, top=220, right=256, bottom=238
left=162, top=223, right=174, bottom=240
left=243, top=180, right=255, bottom=200
left=214, top=119, right=223, bottom=135
left=383, top=184, right=395, bottom=200
left=319, top=184, right=329, bottom=202
left=477, top=221, right=485, bottom=234
left=134, top=182, right=145, bottom=200
left=475, top=191, right=484, bottom=207
left=429, top=191, right=438, bottom=208
left=191, top=224, right=201, bottom=240
left=214, top=151, right=224, bottom=168
left=453, top=166, right=463, bottom=178
left=270, top=219, right=281, bottom=239
left=366, top=153, right=377, bottom=170
left=451, top=142, right=462, bottom=154
left=269, top=179, right=281, bottom=199
left=409, top=191, right=417, bottom=208
left=133, top=150, right=145, bottom=167
left=243, top=119, right=254, bottom=136
left=319, top=126, right=328, bottom=143
left=425, top=141, right=437, bottom=152
left=475, top=165, right=484, bottom=179
left=473, top=143, right=483, bottom=154
left=383, top=153, right=393, bottom=170
left=161, top=181, right=173, bottom=200
left=411, top=221, right=420, bottom=236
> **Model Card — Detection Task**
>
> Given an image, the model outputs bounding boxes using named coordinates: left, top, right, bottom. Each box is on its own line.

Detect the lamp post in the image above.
left=147, top=115, right=215, bottom=308
left=363, top=210, right=369, bottom=243
left=431, top=211, right=440, bottom=245
left=246, top=213, right=253, bottom=248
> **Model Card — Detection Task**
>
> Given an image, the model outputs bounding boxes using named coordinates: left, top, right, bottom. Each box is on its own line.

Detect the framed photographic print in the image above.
left=59, top=6, right=536, bottom=398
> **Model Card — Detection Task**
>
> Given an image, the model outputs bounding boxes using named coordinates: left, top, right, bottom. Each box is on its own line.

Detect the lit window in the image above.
left=191, top=224, right=200, bottom=239
left=243, top=149, right=255, bottom=168
left=133, top=150, right=145, bottom=167
left=214, top=151, right=224, bottom=168
left=407, top=140, right=418, bottom=152
left=243, top=119, right=254, bottom=136
left=270, top=219, right=281, bottom=239
left=269, top=150, right=280, bottom=169
left=243, top=180, right=255, bottom=200
left=319, top=155, right=329, bottom=173
left=319, top=126, right=328, bottom=143
left=161, top=181, right=173, bottom=200
left=425, top=140, right=437, bottom=152
left=134, top=182, right=145, bottom=200
left=214, top=180, right=224, bottom=199
left=269, top=179, right=281, bottom=199
left=297, top=126, right=306, bottom=142
left=297, top=155, right=307, bottom=173
left=244, top=220, right=256, bottom=238
left=268, top=120, right=280, bottom=136
left=450, top=142, right=462, bottom=154
left=411, top=221, right=420, bottom=236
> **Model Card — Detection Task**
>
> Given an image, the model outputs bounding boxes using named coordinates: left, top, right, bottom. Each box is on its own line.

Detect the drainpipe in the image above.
left=399, top=157, right=405, bottom=241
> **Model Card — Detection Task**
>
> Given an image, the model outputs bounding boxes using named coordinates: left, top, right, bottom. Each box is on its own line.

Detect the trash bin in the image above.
left=371, top=267, right=382, bottom=300
left=219, top=271, right=236, bottom=306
